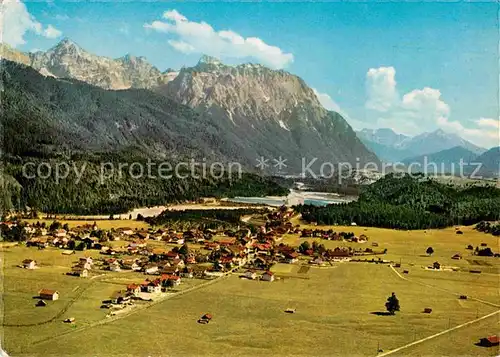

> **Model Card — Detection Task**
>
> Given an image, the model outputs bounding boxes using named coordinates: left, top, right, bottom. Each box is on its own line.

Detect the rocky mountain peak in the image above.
left=163, top=57, right=322, bottom=119
left=49, top=38, right=83, bottom=56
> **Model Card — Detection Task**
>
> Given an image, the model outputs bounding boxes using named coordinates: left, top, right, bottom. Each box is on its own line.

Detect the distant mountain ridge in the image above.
left=401, top=146, right=478, bottom=174
left=1, top=39, right=178, bottom=90
left=357, top=128, right=487, bottom=163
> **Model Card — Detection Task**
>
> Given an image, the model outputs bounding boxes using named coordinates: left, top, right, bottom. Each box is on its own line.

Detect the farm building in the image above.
left=126, top=284, right=141, bottom=296
left=198, top=313, right=212, bottom=324
left=143, top=281, right=161, bottom=293
left=244, top=270, right=257, bottom=280
left=22, top=259, right=37, bottom=269
left=479, top=335, right=499, bottom=347
left=39, top=289, right=59, bottom=300
left=36, top=300, right=47, bottom=307
left=79, top=257, right=93, bottom=265
left=284, top=252, right=299, bottom=264
left=451, top=253, right=462, bottom=260
left=144, top=264, right=159, bottom=275
left=68, top=268, right=88, bottom=278
left=261, top=271, right=275, bottom=282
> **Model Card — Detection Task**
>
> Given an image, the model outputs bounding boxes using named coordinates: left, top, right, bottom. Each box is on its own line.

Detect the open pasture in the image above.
left=2, top=225, right=499, bottom=356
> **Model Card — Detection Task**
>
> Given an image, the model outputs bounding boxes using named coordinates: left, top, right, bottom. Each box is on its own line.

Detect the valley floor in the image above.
left=1, top=225, right=499, bottom=356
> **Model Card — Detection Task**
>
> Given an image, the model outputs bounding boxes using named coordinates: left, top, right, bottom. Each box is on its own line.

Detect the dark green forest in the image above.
left=1, top=157, right=287, bottom=215
left=296, top=174, right=500, bottom=229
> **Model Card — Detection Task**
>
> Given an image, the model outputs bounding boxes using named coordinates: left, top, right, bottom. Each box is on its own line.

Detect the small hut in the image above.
left=36, top=300, right=47, bottom=307
left=479, top=335, right=499, bottom=347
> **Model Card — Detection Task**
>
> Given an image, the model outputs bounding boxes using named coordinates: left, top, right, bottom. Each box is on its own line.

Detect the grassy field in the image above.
left=2, top=225, right=499, bottom=356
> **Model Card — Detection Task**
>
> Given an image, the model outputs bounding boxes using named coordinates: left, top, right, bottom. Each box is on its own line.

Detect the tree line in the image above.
left=1, top=157, right=287, bottom=215
left=296, top=173, right=500, bottom=230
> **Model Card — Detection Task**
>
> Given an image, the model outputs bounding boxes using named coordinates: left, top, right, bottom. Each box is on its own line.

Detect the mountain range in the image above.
left=357, top=128, right=487, bottom=163
left=1, top=39, right=378, bottom=173
left=1, top=40, right=178, bottom=90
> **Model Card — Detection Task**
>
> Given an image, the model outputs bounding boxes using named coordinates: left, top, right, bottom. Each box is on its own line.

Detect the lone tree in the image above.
left=426, top=247, right=434, bottom=256
left=385, top=292, right=400, bottom=315
left=299, top=241, right=311, bottom=254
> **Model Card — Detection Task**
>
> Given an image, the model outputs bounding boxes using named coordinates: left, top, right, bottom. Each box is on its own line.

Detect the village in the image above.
left=2, top=205, right=499, bottom=355
left=8, top=207, right=388, bottom=310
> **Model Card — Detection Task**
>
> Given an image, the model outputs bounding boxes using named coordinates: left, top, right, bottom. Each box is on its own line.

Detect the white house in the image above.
left=144, top=264, right=159, bottom=275
left=79, top=257, right=93, bottom=265
left=68, top=268, right=88, bottom=278
left=121, top=260, right=141, bottom=271
left=109, top=264, right=121, bottom=272
left=168, top=276, right=181, bottom=286
left=22, top=259, right=37, bottom=269
left=121, top=228, right=134, bottom=236
left=244, top=270, right=257, bottom=280
left=126, top=284, right=141, bottom=296
left=54, top=229, right=67, bottom=238
left=146, top=281, right=161, bottom=293
left=39, top=289, right=59, bottom=300
left=261, top=271, right=275, bottom=282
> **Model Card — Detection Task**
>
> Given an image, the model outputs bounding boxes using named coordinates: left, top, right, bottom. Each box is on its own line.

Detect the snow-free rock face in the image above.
left=6, top=39, right=177, bottom=89
left=160, top=57, right=379, bottom=171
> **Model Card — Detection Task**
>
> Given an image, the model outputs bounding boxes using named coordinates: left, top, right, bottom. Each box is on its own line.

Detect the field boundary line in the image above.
left=2, top=274, right=106, bottom=328
left=388, top=265, right=500, bottom=308
left=376, top=309, right=500, bottom=356
left=26, top=268, right=238, bottom=348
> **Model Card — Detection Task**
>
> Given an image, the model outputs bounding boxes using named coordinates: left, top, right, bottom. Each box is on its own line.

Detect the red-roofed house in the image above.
left=39, top=289, right=59, bottom=300
left=127, top=284, right=141, bottom=296
left=261, top=271, right=275, bottom=282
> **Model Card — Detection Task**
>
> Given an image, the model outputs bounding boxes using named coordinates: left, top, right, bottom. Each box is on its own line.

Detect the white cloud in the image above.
left=144, top=9, right=293, bottom=69
left=0, top=0, right=62, bottom=47
left=438, top=118, right=499, bottom=148
left=365, top=66, right=398, bottom=112
left=313, top=89, right=341, bottom=113
left=42, top=24, right=62, bottom=39
left=475, top=117, right=499, bottom=129
left=400, top=87, right=450, bottom=127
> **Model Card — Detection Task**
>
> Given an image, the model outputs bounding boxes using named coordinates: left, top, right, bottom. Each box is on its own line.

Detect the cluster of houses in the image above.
left=10, top=207, right=388, bottom=308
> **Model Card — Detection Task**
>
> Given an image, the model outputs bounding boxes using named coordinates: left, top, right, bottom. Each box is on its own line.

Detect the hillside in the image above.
left=476, top=147, right=500, bottom=176
left=1, top=60, right=234, bottom=162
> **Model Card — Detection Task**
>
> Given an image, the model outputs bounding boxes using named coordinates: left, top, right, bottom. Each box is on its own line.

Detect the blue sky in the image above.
left=5, top=0, right=499, bottom=148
